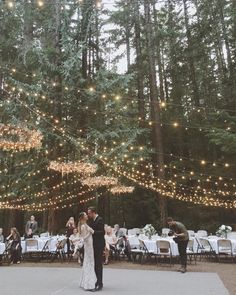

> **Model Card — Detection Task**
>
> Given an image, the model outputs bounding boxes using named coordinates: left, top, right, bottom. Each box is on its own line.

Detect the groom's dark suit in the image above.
left=90, top=215, right=105, bottom=288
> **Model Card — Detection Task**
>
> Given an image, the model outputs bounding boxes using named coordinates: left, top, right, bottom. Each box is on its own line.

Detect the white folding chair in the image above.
left=128, top=236, right=140, bottom=249
left=24, top=239, right=40, bottom=261
left=196, top=230, right=208, bottom=237
left=196, top=238, right=217, bottom=261
left=217, top=239, right=233, bottom=262
left=187, top=239, right=196, bottom=264
left=128, top=229, right=136, bottom=236
left=187, top=230, right=195, bottom=238
left=156, top=240, right=173, bottom=266
left=139, top=234, right=148, bottom=240
left=25, top=239, right=39, bottom=252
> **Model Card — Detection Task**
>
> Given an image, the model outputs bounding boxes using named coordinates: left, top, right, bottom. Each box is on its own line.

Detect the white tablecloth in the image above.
left=205, top=237, right=236, bottom=254
left=128, top=236, right=180, bottom=256
left=144, top=238, right=180, bottom=256
left=128, top=236, right=199, bottom=256
left=0, top=243, right=5, bottom=255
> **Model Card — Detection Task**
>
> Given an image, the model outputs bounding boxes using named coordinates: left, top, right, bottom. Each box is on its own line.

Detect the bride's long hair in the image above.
left=78, top=212, right=86, bottom=235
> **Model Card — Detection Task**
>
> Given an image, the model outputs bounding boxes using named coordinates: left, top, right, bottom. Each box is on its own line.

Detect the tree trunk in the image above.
left=144, top=0, right=167, bottom=227
left=47, top=0, right=63, bottom=233
left=134, top=0, right=145, bottom=122
left=152, top=0, right=165, bottom=101
left=183, top=0, right=200, bottom=106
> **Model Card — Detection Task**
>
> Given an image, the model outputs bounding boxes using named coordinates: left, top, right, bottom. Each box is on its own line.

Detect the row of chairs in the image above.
left=0, top=238, right=70, bottom=265
left=130, top=238, right=236, bottom=266
left=197, top=238, right=236, bottom=262
left=127, top=228, right=209, bottom=238
left=130, top=239, right=196, bottom=265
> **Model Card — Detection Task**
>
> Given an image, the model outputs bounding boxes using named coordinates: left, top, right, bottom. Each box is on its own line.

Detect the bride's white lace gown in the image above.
left=80, top=223, right=97, bottom=290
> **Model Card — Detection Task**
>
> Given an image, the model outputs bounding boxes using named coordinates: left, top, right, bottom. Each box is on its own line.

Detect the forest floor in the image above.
left=8, top=260, right=235, bottom=295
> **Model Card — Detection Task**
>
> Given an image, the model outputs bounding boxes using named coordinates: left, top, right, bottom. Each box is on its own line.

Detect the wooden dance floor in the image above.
left=0, top=267, right=229, bottom=295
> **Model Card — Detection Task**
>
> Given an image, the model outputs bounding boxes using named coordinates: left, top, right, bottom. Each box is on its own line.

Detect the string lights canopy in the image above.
left=0, top=124, right=43, bottom=151
left=0, top=71, right=235, bottom=210
left=49, top=161, right=98, bottom=175
left=110, top=185, right=135, bottom=195
left=82, top=176, right=118, bottom=187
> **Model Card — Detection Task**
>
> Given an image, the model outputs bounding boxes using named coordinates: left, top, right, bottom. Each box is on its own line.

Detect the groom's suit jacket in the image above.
left=90, top=216, right=105, bottom=250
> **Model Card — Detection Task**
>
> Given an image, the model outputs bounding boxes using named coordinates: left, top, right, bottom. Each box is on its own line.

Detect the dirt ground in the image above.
left=8, top=260, right=235, bottom=295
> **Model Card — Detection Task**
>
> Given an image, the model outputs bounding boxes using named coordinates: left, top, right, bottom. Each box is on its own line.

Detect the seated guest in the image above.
left=122, top=236, right=132, bottom=262
left=0, top=228, right=4, bottom=243
left=24, top=228, right=33, bottom=240
left=25, top=215, right=38, bottom=235
left=113, top=224, right=124, bottom=238
left=6, top=227, right=22, bottom=264
left=70, top=228, right=79, bottom=241
left=70, top=228, right=84, bottom=265
left=104, top=226, right=118, bottom=265
left=113, top=226, right=132, bottom=261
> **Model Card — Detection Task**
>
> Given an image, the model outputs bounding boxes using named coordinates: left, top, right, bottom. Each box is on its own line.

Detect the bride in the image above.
left=78, top=212, right=97, bottom=291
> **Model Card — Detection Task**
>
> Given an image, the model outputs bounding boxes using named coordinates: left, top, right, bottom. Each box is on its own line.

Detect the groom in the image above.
left=88, top=207, right=105, bottom=291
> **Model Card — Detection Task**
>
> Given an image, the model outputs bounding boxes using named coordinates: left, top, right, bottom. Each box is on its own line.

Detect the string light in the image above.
left=1, top=73, right=235, bottom=210
left=49, top=161, right=98, bottom=175
left=110, top=185, right=135, bottom=195
left=82, top=176, right=118, bottom=187
left=37, top=0, right=44, bottom=7
left=7, top=1, right=14, bottom=8
left=173, top=122, right=179, bottom=127
left=160, top=101, right=166, bottom=108
left=0, top=125, right=43, bottom=151
left=3, top=81, right=235, bottom=135
left=100, top=158, right=236, bottom=207
left=2, top=66, right=236, bottom=114
left=96, top=1, right=102, bottom=8
left=2, top=91, right=233, bottom=197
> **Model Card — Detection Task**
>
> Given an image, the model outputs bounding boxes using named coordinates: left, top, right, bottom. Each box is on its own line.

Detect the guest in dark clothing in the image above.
left=88, top=207, right=105, bottom=292
left=65, top=217, right=76, bottom=254
left=6, top=227, right=22, bottom=264
left=25, top=215, right=38, bottom=235
left=167, top=217, right=189, bottom=273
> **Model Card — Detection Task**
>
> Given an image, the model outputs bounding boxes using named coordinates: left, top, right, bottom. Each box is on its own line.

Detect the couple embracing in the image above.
left=78, top=207, right=105, bottom=292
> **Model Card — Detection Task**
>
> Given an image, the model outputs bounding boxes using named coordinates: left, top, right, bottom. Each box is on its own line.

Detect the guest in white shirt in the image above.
left=69, top=228, right=83, bottom=265
left=104, top=226, right=118, bottom=265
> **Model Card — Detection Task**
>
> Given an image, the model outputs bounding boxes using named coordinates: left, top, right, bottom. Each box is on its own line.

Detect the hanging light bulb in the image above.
left=96, top=1, right=102, bottom=8
left=37, top=1, right=44, bottom=7
left=7, top=1, right=14, bottom=8
left=160, top=101, right=166, bottom=108
left=173, top=122, right=179, bottom=127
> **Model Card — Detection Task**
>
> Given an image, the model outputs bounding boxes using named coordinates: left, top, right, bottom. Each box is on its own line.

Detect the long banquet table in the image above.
left=204, top=237, right=236, bottom=254
left=128, top=235, right=236, bottom=256
left=128, top=236, right=181, bottom=256
left=21, top=236, right=67, bottom=253
left=0, top=236, right=67, bottom=255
